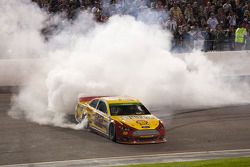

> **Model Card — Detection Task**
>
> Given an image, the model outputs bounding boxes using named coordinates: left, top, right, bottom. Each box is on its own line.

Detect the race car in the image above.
left=74, top=96, right=166, bottom=144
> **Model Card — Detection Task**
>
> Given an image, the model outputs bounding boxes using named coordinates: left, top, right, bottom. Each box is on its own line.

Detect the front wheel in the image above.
left=109, top=124, right=116, bottom=142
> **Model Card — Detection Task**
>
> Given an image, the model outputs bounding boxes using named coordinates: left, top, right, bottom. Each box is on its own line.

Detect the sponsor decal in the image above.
left=121, top=115, right=153, bottom=120
left=136, top=120, right=149, bottom=125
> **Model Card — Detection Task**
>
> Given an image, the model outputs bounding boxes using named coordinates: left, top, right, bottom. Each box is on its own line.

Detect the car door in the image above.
left=93, top=100, right=109, bottom=134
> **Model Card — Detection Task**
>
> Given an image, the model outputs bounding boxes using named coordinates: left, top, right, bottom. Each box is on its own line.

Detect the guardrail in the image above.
left=171, top=39, right=250, bottom=52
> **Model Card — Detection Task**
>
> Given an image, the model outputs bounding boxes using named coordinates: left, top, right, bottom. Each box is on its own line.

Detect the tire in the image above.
left=68, top=114, right=78, bottom=124
left=75, top=112, right=82, bottom=123
left=75, top=112, right=90, bottom=130
left=109, top=124, right=116, bottom=142
left=75, top=111, right=86, bottom=123
left=84, top=117, right=90, bottom=129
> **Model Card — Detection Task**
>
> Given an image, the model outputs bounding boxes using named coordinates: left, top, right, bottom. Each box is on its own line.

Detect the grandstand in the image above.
left=33, top=0, right=250, bottom=51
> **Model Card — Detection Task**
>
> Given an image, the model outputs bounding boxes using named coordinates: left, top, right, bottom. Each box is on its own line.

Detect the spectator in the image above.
left=204, top=1, right=213, bottom=19
left=192, top=1, right=199, bottom=19
left=223, top=0, right=232, bottom=14
left=225, top=26, right=236, bottom=50
left=172, top=26, right=184, bottom=52
left=164, top=15, right=177, bottom=33
left=155, top=0, right=164, bottom=11
left=68, top=0, right=81, bottom=19
left=214, top=0, right=223, bottom=10
left=82, top=0, right=92, bottom=7
left=235, top=23, right=247, bottom=50
left=170, top=2, right=182, bottom=20
left=216, top=24, right=226, bottom=50
left=236, top=3, right=244, bottom=23
left=210, top=4, right=217, bottom=15
left=217, top=8, right=227, bottom=28
left=211, top=29, right=217, bottom=50
left=198, top=5, right=205, bottom=18
left=182, top=26, right=193, bottom=51
left=177, top=13, right=186, bottom=26
left=200, top=18, right=208, bottom=30
left=243, top=1, right=250, bottom=11
left=230, top=0, right=237, bottom=10
left=244, top=10, right=250, bottom=19
left=197, top=9, right=207, bottom=27
left=184, top=3, right=194, bottom=22
left=49, top=0, right=60, bottom=13
left=227, top=11, right=237, bottom=27
left=188, top=24, right=204, bottom=50
left=247, top=1, right=250, bottom=11
left=33, top=0, right=49, bottom=9
left=207, top=13, right=219, bottom=31
left=203, top=27, right=212, bottom=51
left=242, top=17, right=250, bottom=28
left=245, top=29, right=250, bottom=50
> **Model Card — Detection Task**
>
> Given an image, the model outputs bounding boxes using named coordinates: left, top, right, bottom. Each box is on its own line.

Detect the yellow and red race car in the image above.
left=74, top=96, right=166, bottom=144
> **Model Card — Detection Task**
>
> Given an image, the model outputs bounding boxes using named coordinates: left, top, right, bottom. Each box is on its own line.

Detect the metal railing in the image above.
left=171, top=39, right=250, bottom=52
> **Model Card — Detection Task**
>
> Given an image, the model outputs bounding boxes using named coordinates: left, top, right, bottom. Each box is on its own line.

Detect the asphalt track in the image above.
left=1, top=93, right=250, bottom=166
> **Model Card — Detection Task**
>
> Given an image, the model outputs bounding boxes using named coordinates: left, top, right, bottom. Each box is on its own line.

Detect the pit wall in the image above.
left=0, top=51, right=249, bottom=86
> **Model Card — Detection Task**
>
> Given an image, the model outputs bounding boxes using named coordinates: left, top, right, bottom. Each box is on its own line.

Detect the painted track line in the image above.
left=1, top=149, right=250, bottom=167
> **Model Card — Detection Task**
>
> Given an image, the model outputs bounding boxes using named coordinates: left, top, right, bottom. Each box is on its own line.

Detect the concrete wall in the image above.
left=0, top=51, right=249, bottom=86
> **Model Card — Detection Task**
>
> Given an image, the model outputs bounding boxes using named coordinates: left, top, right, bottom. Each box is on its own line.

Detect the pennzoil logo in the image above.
left=136, top=120, right=149, bottom=125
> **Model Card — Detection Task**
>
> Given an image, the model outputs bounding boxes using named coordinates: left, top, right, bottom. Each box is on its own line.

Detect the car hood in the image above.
left=111, top=115, right=160, bottom=130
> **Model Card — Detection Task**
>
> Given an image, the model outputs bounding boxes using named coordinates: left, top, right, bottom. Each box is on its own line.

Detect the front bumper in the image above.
left=117, top=136, right=167, bottom=144
left=116, top=129, right=166, bottom=144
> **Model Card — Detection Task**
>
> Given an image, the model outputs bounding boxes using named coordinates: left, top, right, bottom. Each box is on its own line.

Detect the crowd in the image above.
left=33, top=0, right=250, bottom=52
left=163, top=0, right=250, bottom=52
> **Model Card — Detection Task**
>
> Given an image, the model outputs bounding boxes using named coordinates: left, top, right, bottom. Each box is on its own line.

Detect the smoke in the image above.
left=2, top=0, right=250, bottom=129
left=101, top=0, right=167, bottom=24
left=0, top=0, right=47, bottom=58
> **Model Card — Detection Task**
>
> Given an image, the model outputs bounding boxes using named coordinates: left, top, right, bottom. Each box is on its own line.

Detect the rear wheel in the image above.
left=84, top=116, right=89, bottom=129
left=75, top=105, right=86, bottom=124
left=75, top=111, right=84, bottom=123
left=109, top=124, right=116, bottom=142
left=75, top=112, right=90, bottom=130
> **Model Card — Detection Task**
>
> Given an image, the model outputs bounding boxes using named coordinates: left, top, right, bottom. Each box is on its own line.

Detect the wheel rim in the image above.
left=109, top=124, right=115, bottom=140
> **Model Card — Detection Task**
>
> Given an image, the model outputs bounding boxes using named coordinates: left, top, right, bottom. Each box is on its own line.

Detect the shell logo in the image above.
left=136, top=120, right=149, bottom=125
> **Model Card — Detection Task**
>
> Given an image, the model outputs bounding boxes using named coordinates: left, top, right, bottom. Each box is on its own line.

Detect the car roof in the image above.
left=99, top=96, right=140, bottom=104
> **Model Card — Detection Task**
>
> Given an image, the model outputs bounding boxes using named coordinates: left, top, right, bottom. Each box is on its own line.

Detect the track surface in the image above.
left=1, top=94, right=250, bottom=165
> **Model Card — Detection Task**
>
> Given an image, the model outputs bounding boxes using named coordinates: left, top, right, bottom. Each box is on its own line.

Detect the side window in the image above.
left=97, top=101, right=107, bottom=114
left=89, top=99, right=98, bottom=108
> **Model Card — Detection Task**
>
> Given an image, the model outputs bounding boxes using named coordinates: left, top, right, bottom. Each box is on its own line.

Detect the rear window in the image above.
left=89, top=99, right=98, bottom=108
left=110, top=103, right=150, bottom=116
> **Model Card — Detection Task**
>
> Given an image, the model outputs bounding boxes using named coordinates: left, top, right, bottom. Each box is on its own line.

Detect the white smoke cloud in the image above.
left=2, top=0, right=250, bottom=129
left=0, top=0, right=47, bottom=58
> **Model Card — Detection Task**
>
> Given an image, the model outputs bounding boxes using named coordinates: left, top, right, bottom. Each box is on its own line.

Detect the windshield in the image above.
left=109, top=103, right=150, bottom=116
